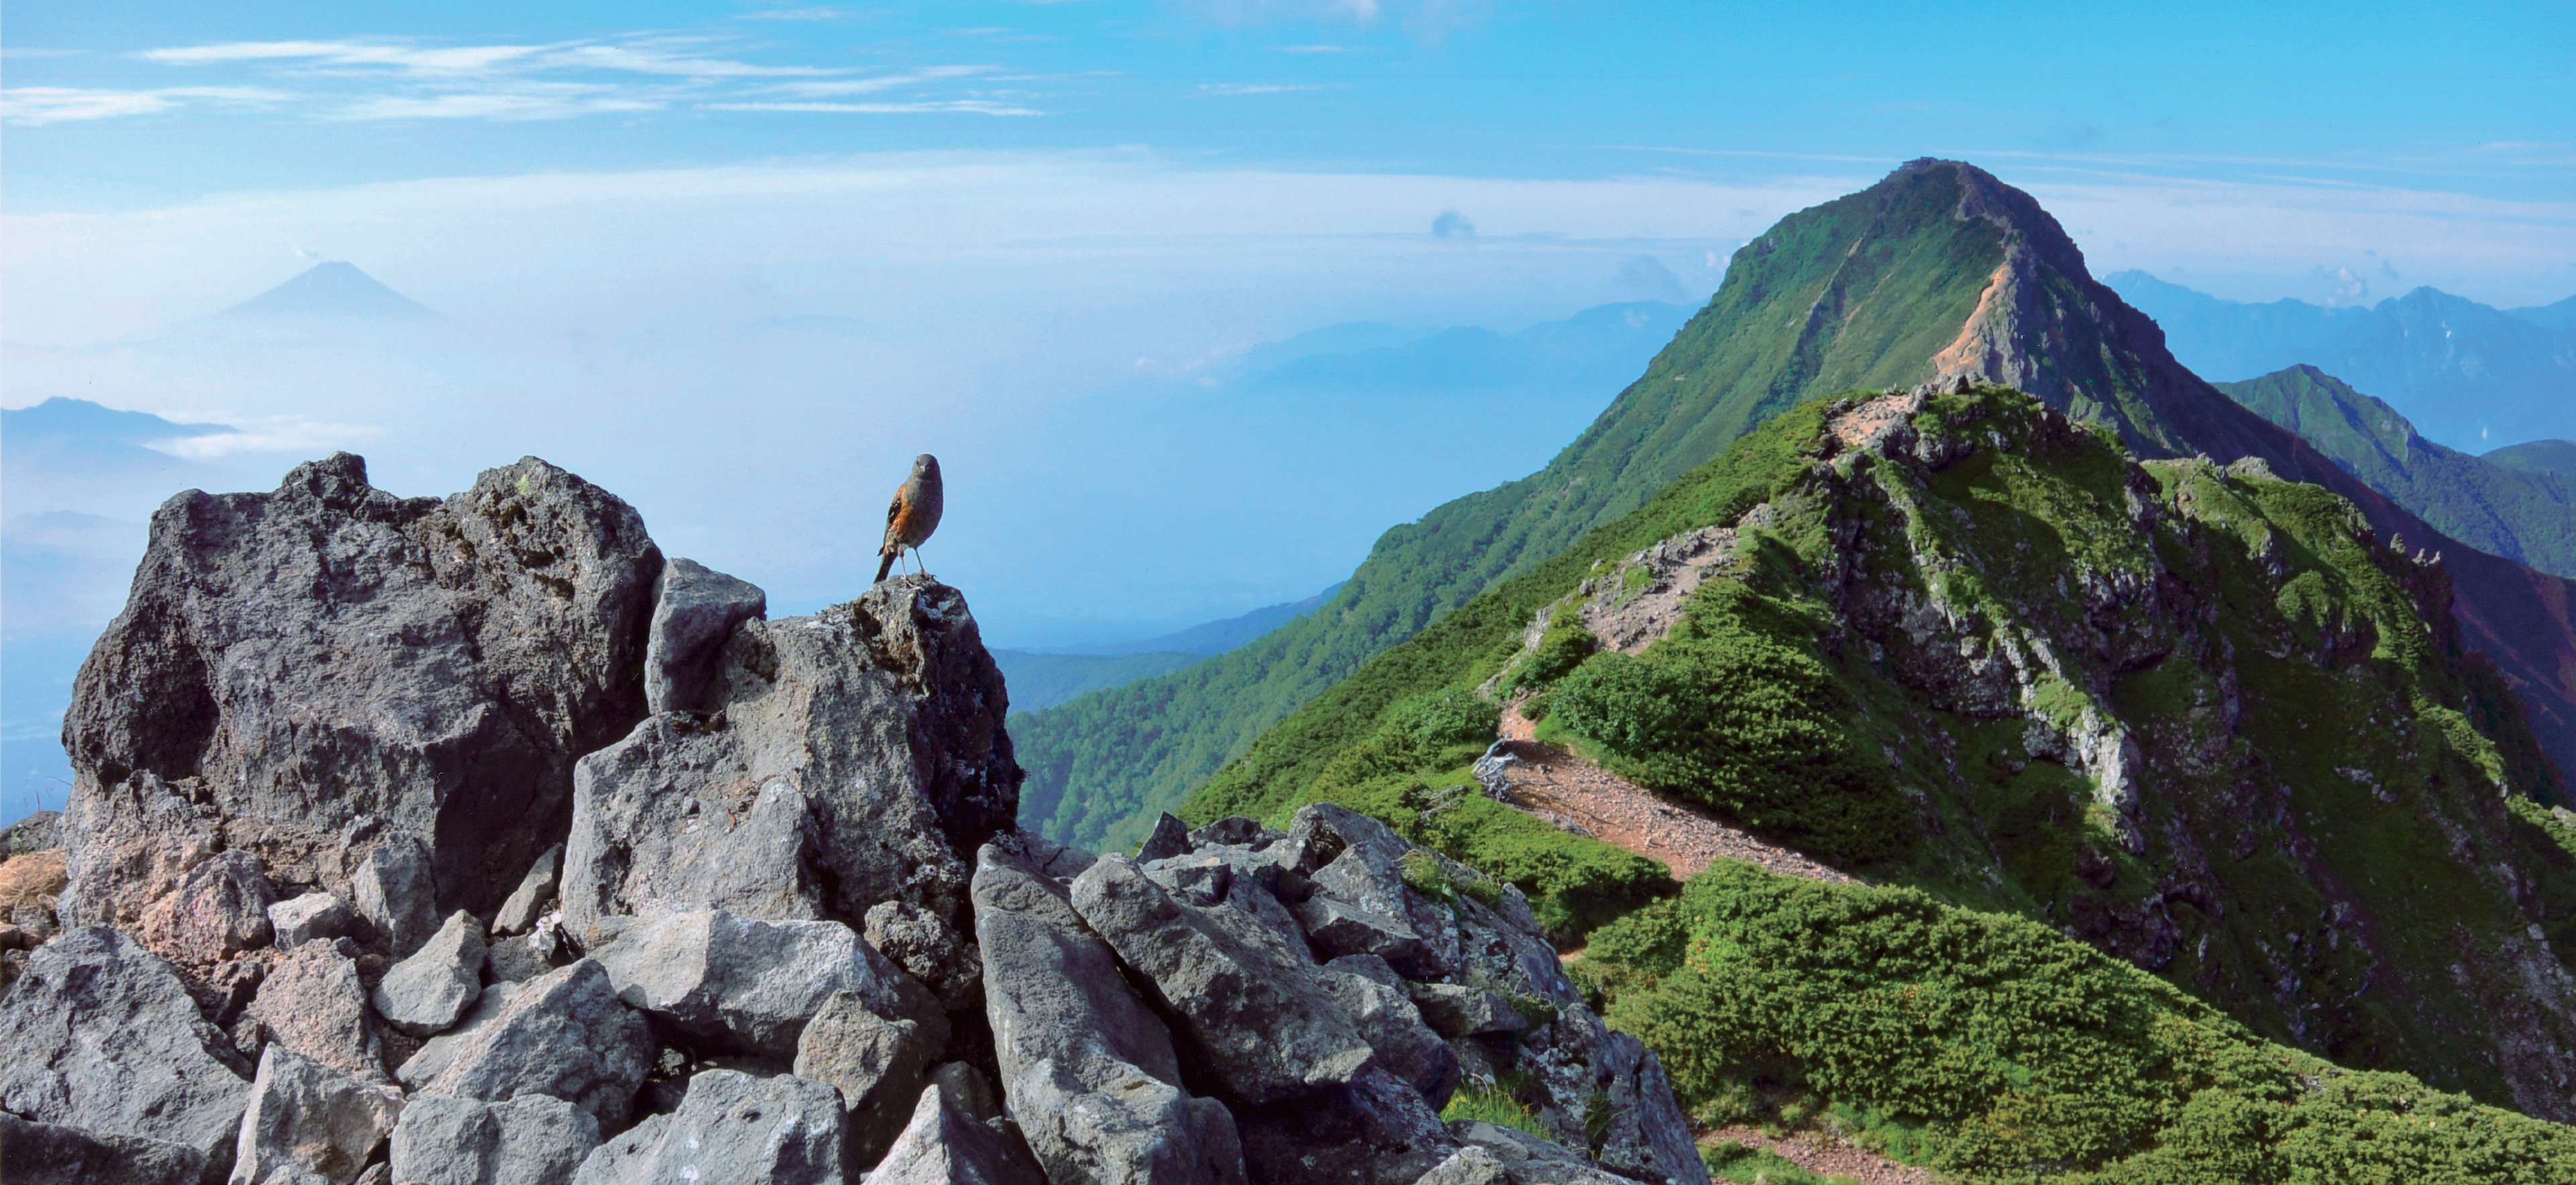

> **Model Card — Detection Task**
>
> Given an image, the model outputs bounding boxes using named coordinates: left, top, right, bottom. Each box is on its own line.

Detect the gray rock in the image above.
left=0, top=927, right=252, bottom=1167
left=644, top=558, right=767, bottom=715
left=0, top=1112, right=207, bottom=1185
left=1190, top=817, right=1282, bottom=849
left=1411, top=1147, right=1511, bottom=1185
left=268, top=892, right=357, bottom=948
left=867, top=1079, right=1045, bottom=1185
left=863, top=898, right=981, bottom=1000
left=559, top=579, right=1018, bottom=937
left=137, top=849, right=276, bottom=973
left=1235, top=1065, right=1455, bottom=1185
left=1137, top=813, right=1192, bottom=862
left=585, top=909, right=937, bottom=1059
left=1446, top=1123, right=1632, bottom=1185
left=1285, top=807, right=1459, bottom=979
left=59, top=455, right=662, bottom=933
left=484, top=929, right=569, bottom=986
left=247, top=941, right=388, bottom=1082
left=1069, top=855, right=1373, bottom=1106
left=570, top=1069, right=845, bottom=1185
left=0, top=809, right=60, bottom=857
left=973, top=839, right=1244, bottom=1185
left=388, top=1095, right=601, bottom=1185
left=397, top=960, right=651, bottom=1129
left=354, top=836, right=439, bottom=956
left=227, top=1045, right=402, bottom=1185
left=492, top=844, right=559, bottom=936
left=374, top=910, right=486, bottom=1037
left=792, top=988, right=948, bottom=1166
left=1407, top=984, right=1525, bottom=1039
left=924, top=1061, right=1004, bottom=1123
left=1320, top=957, right=1459, bottom=1106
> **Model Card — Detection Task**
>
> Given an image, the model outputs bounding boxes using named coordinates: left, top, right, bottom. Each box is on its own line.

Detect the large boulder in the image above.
left=372, top=910, right=486, bottom=1037
left=227, top=1045, right=402, bottom=1185
left=396, top=960, right=651, bottom=1129
left=58, top=454, right=663, bottom=943
left=0, top=1112, right=207, bottom=1185
left=584, top=909, right=940, bottom=1060
left=973, top=837, right=1245, bottom=1185
left=0, top=927, right=252, bottom=1168
left=559, top=578, right=1017, bottom=937
left=1234, top=1066, right=1456, bottom=1185
left=867, top=1079, right=1045, bottom=1185
left=136, top=849, right=274, bottom=974
left=570, top=1069, right=845, bottom=1185
left=644, top=558, right=767, bottom=715
left=387, top=1095, right=600, bottom=1185
left=793, top=988, right=947, bottom=1166
left=246, top=940, right=388, bottom=1082
left=352, top=835, right=439, bottom=956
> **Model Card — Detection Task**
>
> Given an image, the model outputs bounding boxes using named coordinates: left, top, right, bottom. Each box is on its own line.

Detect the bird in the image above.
left=874, top=453, right=944, bottom=583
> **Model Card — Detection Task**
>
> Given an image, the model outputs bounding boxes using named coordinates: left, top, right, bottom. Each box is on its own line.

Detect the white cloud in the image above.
left=766, top=66, right=1000, bottom=97
left=334, top=89, right=667, bottom=121
left=0, top=85, right=288, bottom=125
left=140, top=39, right=551, bottom=73
left=147, top=419, right=378, bottom=461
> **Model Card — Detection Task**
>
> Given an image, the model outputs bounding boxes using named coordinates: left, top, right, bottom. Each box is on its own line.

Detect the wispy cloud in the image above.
left=765, top=66, right=999, bottom=97
left=700, top=99, right=1041, bottom=116
left=139, top=39, right=551, bottom=73
left=1, top=86, right=288, bottom=125
left=1197, top=82, right=1338, bottom=96
left=334, top=86, right=669, bottom=121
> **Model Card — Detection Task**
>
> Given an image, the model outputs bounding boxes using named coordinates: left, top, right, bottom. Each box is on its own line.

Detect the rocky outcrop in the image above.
left=17, top=452, right=1699, bottom=1185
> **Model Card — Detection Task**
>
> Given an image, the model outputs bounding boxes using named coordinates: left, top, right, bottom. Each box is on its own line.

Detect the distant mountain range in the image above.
left=992, top=583, right=1344, bottom=711
left=2104, top=270, right=2576, bottom=448
left=2, top=397, right=231, bottom=472
left=220, top=260, right=439, bottom=321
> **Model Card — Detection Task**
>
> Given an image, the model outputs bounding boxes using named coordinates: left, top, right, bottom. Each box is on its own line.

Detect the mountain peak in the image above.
left=221, top=261, right=439, bottom=321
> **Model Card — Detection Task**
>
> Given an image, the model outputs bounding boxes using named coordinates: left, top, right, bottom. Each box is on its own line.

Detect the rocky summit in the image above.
left=0, top=454, right=1702, bottom=1185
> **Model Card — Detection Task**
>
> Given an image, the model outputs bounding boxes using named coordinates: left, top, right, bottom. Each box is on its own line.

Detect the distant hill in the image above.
left=1, top=398, right=231, bottom=472
left=990, top=650, right=1201, bottom=713
left=1066, top=583, right=1344, bottom=657
left=2105, top=270, right=2576, bottom=448
left=2488, top=438, right=2576, bottom=479
left=221, top=261, right=439, bottom=321
left=2216, top=365, right=2576, bottom=576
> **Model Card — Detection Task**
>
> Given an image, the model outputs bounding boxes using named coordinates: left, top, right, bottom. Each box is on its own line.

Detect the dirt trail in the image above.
left=1703, top=1127, right=1937, bottom=1185
left=1485, top=703, right=1856, bottom=886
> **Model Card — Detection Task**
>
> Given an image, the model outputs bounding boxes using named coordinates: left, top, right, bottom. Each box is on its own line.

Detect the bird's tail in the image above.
left=874, top=550, right=897, bottom=584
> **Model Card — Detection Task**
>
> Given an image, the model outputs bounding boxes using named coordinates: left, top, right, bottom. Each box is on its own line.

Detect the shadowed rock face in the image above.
left=59, top=452, right=662, bottom=945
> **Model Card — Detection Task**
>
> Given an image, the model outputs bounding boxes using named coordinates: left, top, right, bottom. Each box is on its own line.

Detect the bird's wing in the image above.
left=881, top=485, right=908, bottom=549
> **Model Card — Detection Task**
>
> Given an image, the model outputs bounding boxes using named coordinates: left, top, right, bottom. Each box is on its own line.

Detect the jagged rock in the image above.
left=0, top=1112, right=208, bottom=1185
left=1407, top=984, right=1525, bottom=1039
left=228, top=1045, right=402, bottom=1185
left=484, top=928, right=570, bottom=986
left=1071, top=855, right=1374, bottom=1105
left=353, top=836, right=439, bottom=956
left=397, top=960, right=651, bottom=1129
left=138, top=849, right=276, bottom=972
left=1236, top=1065, right=1456, bottom=1185
left=1, top=809, right=60, bottom=856
left=1191, top=817, right=1283, bottom=848
left=1287, top=807, right=1458, bottom=979
left=645, top=558, right=767, bottom=715
left=268, top=891, right=357, bottom=947
left=863, top=898, right=981, bottom=1000
left=1140, top=845, right=1311, bottom=966
left=570, top=1069, right=845, bottom=1185
left=793, top=988, right=948, bottom=1166
left=0, top=927, right=251, bottom=1167
left=868, top=1078, right=1046, bottom=1185
left=584, top=909, right=937, bottom=1059
left=374, top=911, right=486, bottom=1037
left=973, top=838, right=1245, bottom=1185
left=388, top=1095, right=600, bottom=1185
left=248, top=941, right=388, bottom=1082
left=1321, top=956, right=1459, bottom=1105
left=1138, top=813, right=1193, bottom=862
left=492, top=844, right=559, bottom=936
left=1411, top=1146, right=1511, bottom=1185
left=1446, top=1123, right=1631, bottom=1184
left=925, top=1060, right=1004, bottom=1121
left=59, top=455, right=663, bottom=934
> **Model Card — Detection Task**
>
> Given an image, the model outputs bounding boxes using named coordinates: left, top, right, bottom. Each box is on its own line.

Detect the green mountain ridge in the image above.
left=2214, top=365, right=2576, bottom=576
left=1016, top=158, right=2576, bottom=855
left=2487, top=437, right=2576, bottom=480
left=1181, top=384, right=2576, bottom=1174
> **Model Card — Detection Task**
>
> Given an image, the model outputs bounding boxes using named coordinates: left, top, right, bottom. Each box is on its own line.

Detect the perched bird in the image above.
left=874, top=453, right=944, bottom=583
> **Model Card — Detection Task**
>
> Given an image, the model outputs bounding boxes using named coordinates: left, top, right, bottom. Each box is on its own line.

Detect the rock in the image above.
left=354, top=837, right=439, bottom=956
left=1235, top=1066, right=1455, bottom=1185
left=59, top=455, right=662, bottom=933
left=138, top=849, right=276, bottom=972
left=793, top=988, right=947, bottom=1166
left=247, top=941, right=388, bottom=1082
left=0, top=927, right=251, bottom=1167
left=1407, top=984, right=1525, bottom=1039
left=924, top=1061, right=1004, bottom=1123
left=374, top=910, right=487, bottom=1037
left=1069, top=855, right=1374, bottom=1105
left=1446, top=1123, right=1631, bottom=1185
left=0, top=809, right=60, bottom=857
left=484, top=929, right=569, bottom=986
left=388, top=1095, right=601, bottom=1185
left=0, top=847, right=67, bottom=941
left=569, top=1069, right=845, bottom=1185
left=267, top=892, right=357, bottom=947
left=1321, top=956, right=1459, bottom=1106
left=1412, top=1146, right=1511, bottom=1185
left=644, top=558, right=767, bottom=715
left=228, top=1045, right=402, bottom=1185
left=397, top=960, right=651, bottom=1129
left=973, top=839, right=1244, bottom=1185
left=1189, top=816, right=1281, bottom=849
left=559, top=578, right=1018, bottom=936
left=1286, top=807, right=1458, bottom=979
left=863, top=898, right=981, bottom=1000
left=1138, top=813, right=1193, bottom=862
left=867, top=1078, right=1045, bottom=1185
left=0, top=1112, right=208, bottom=1185
left=584, top=909, right=938, bottom=1059
left=491, top=844, right=559, bottom=936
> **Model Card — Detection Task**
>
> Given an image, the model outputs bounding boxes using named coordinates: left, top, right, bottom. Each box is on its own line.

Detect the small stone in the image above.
left=354, top=837, right=439, bottom=955
left=1138, top=812, right=1193, bottom=862
left=793, top=988, right=949, bottom=1166
left=568, top=1069, right=845, bottom=1185
left=1406, top=983, right=1526, bottom=1039
left=867, top=1078, right=1045, bottom=1185
left=268, top=891, right=358, bottom=947
left=374, top=910, right=487, bottom=1037
left=248, top=940, right=389, bottom=1082
left=492, top=844, right=560, bottom=936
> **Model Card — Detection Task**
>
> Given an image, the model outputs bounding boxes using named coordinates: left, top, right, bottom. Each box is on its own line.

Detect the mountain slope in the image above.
left=2487, top=438, right=2576, bottom=480
left=1018, top=160, right=2576, bottom=853
left=989, top=649, right=1200, bottom=711
left=2216, top=365, right=2576, bottom=576
left=1186, top=384, right=2576, bottom=1129
left=2106, top=270, right=2576, bottom=446
left=220, top=260, right=438, bottom=321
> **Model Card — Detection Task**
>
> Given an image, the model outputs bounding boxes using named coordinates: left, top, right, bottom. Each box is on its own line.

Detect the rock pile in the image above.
left=0, top=454, right=1705, bottom=1185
